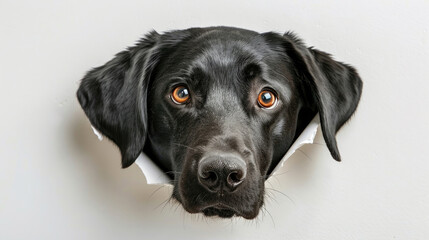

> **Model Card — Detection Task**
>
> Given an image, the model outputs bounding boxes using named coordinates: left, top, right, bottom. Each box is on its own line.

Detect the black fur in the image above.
left=77, top=26, right=362, bottom=219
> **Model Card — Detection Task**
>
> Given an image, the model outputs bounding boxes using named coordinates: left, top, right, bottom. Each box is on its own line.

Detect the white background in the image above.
left=1, top=0, right=428, bottom=239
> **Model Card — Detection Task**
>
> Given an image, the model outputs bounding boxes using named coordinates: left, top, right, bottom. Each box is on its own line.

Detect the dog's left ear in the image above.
left=280, top=32, right=363, bottom=161
left=76, top=31, right=164, bottom=168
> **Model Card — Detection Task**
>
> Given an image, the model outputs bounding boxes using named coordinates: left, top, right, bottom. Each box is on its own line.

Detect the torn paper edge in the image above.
left=269, top=115, right=319, bottom=176
left=91, top=126, right=104, bottom=141
left=91, top=114, right=319, bottom=186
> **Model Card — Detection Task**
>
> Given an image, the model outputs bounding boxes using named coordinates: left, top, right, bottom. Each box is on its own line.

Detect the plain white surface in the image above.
left=1, top=0, right=428, bottom=239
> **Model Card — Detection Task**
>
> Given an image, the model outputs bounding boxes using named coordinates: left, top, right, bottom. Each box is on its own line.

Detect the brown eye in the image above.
left=257, top=90, right=277, bottom=109
left=171, top=86, right=190, bottom=104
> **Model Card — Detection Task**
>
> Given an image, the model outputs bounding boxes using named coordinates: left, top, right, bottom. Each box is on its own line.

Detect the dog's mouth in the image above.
left=198, top=202, right=260, bottom=219
left=202, top=204, right=237, bottom=218
left=175, top=191, right=262, bottom=219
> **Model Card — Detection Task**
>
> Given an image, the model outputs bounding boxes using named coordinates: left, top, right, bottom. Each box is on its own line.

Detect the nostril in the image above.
left=227, top=170, right=245, bottom=187
left=229, top=171, right=241, bottom=182
left=201, top=171, right=218, bottom=184
left=198, top=160, right=220, bottom=191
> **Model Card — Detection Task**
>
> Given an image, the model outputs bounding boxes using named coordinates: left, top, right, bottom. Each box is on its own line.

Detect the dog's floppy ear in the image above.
left=76, top=31, right=162, bottom=168
left=281, top=32, right=363, bottom=161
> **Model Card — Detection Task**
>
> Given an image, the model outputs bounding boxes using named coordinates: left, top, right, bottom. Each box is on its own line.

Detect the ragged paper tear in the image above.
left=91, top=115, right=319, bottom=185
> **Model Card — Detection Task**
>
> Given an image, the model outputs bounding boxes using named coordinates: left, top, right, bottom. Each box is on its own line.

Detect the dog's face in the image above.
left=77, top=27, right=362, bottom=219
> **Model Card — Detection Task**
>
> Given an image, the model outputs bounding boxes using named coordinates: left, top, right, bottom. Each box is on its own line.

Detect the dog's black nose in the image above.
left=198, top=154, right=247, bottom=192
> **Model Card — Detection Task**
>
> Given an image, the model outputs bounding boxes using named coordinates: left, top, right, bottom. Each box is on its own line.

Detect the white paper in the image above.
left=269, top=115, right=319, bottom=176
left=91, top=115, right=319, bottom=185
left=135, top=152, right=171, bottom=184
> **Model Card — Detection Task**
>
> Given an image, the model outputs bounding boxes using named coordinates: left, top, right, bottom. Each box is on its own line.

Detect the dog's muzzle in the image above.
left=196, top=152, right=250, bottom=217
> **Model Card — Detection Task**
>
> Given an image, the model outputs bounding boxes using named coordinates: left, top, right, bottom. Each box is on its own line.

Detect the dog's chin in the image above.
left=201, top=205, right=259, bottom=219
left=179, top=201, right=260, bottom=219
left=172, top=174, right=264, bottom=219
left=202, top=205, right=237, bottom=218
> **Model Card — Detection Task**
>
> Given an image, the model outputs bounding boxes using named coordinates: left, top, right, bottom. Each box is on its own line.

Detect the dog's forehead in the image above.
left=160, top=28, right=283, bottom=78
left=181, top=34, right=271, bottom=84
left=191, top=39, right=262, bottom=70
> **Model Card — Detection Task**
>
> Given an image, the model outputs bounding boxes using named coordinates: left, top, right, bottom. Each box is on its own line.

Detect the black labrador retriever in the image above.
left=77, top=26, right=362, bottom=219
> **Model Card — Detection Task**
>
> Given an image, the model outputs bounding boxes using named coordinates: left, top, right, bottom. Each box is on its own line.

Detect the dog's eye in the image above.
left=257, top=90, right=277, bottom=109
left=171, top=86, right=190, bottom=104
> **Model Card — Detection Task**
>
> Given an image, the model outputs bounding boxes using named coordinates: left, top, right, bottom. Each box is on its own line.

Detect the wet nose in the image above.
left=198, top=154, right=247, bottom=192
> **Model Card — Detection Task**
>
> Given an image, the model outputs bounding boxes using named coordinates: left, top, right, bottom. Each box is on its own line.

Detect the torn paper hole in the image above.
left=91, top=115, right=319, bottom=185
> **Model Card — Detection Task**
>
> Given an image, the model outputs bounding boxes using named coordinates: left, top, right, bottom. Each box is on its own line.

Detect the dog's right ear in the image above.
left=280, top=32, right=363, bottom=162
left=76, top=31, right=162, bottom=168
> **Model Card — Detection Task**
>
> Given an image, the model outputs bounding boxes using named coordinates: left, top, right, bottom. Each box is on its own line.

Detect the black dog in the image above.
left=77, top=27, right=362, bottom=219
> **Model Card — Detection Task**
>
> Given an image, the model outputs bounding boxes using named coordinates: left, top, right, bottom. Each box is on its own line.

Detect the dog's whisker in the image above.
left=173, top=199, right=182, bottom=213
left=271, top=166, right=302, bottom=177
left=266, top=187, right=296, bottom=205
left=163, top=170, right=182, bottom=175
left=265, top=191, right=280, bottom=205
left=269, top=174, right=283, bottom=186
left=265, top=179, right=274, bottom=188
left=171, top=142, right=199, bottom=152
left=163, top=197, right=176, bottom=214
left=271, top=157, right=313, bottom=177
left=148, top=185, right=167, bottom=200
left=153, top=195, right=172, bottom=211
left=166, top=199, right=176, bottom=214
left=255, top=207, right=263, bottom=225
left=169, top=178, right=180, bottom=183
left=271, top=170, right=291, bottom=177
left=262, top=204, right=276, bottom=228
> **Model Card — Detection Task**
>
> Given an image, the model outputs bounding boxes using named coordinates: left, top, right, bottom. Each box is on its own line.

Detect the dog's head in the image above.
left=77, top=27, right=362, bottom=219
